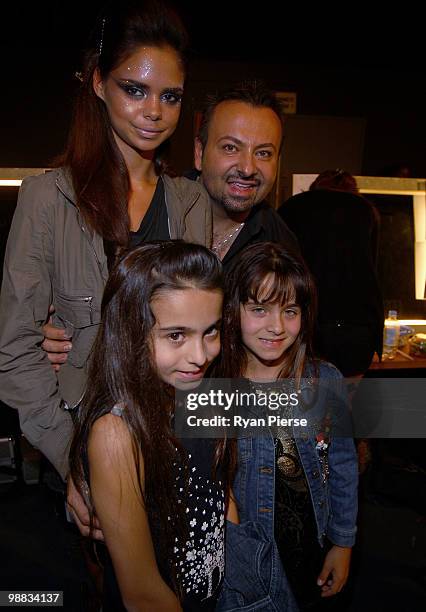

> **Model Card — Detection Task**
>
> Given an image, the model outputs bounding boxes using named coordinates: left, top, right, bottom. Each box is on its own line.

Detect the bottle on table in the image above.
left=382, top=310, right=400, bottom=360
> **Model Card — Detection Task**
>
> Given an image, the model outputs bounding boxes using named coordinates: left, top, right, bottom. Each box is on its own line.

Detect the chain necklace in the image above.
left=212, top=222, right=245, bottom=255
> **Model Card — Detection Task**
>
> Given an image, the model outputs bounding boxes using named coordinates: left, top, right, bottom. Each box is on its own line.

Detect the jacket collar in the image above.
left=55, top=167, right=77, bottom=206
left=162, top=174, right=204, bottom=214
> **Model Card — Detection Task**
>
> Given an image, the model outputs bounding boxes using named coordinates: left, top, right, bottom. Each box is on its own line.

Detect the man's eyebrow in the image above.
left=217, top=136, right=244, bottom=146
left=255, top=142, right=277, bottom=151
left=217, top=136, right=277, bottom=151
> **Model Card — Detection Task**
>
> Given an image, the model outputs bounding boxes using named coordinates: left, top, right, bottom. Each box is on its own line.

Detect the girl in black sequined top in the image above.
left=70, top=242, right=237, bottom=611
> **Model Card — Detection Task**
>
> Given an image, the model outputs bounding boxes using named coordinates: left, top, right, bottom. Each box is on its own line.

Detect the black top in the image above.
left=221, top=201, right=300, bottom=270
left=101, top=435, right=225, bottom=612
left=129, top=178, right=170, bottom=248
left=274, top=434, right=324, bottom=610
left=183, top=171, right=300, bottom=268
left=167, top=437, right=225, bottom=611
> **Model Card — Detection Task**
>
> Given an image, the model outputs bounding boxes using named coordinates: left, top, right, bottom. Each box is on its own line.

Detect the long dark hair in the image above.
left=69, top=241, right=231, bottom=595
left=58, top=0, right=188, bottom=247
left=217, top=242, right=317, bottom=384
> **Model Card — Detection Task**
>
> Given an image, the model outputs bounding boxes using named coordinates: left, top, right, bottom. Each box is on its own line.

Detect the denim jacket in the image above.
left=216, top=519, right=299, bottom=611
left=233, top=361, right=358, bottom=549
left=217, top=361, right=357, bottom=611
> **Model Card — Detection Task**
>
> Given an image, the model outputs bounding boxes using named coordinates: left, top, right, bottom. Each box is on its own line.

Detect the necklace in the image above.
left=212, top=222, right=245, bottom=255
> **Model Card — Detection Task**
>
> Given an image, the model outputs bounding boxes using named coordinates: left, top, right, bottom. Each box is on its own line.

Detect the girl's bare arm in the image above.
left=88, top=414, right=182, bottom=612
left=226, top=489, right=239, bottom=524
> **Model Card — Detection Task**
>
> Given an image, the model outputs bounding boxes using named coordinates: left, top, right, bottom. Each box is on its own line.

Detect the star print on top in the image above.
left=99, top=416, right=226, bottom=612
left=168, top=437, right=225, bottom=611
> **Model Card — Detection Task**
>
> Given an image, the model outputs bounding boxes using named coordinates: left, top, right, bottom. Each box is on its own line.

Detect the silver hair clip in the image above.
left=74, top=71, right=83, bottom=82
left=98, top=16, right=106, bottom=56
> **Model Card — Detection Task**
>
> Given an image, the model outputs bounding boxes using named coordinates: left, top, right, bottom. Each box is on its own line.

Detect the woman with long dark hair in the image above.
left=0, top=1, right=211, bottom=484
left=70, top=241, right=237, bottom=611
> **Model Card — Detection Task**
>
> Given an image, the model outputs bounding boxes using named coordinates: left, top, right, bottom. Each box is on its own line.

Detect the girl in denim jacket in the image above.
left=216, top=242, right=358, bottom=611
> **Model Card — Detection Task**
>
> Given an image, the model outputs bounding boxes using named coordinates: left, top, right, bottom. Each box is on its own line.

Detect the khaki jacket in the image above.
left=0, top=168, right=212, bottom=479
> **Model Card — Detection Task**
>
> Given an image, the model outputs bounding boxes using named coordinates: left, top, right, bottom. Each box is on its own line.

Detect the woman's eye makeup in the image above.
left=117, top=81, right=146, bottom=97
left=161, top=90, right=183, bottom=105
left=115, top=80, right=183, bottom=104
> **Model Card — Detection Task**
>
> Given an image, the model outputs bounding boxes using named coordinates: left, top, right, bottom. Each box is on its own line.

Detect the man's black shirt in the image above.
left=221, top=201, right=300, bottom=269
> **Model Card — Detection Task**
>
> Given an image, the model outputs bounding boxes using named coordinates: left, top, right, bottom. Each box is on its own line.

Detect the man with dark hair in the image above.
left=194, top=81, right=299, bottom=264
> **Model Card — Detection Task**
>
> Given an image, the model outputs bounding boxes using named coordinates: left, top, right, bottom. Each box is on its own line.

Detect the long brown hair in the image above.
left=58, top=0, right=188, bottom=247
left=69, top=241, right=233, bottom=595
left=217, top=242, right=317, bottom=384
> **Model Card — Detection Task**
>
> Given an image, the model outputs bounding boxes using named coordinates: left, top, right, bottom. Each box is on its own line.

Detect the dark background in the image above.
left=0, top=8, right=426, bottom=609
left=1, top=1, right=425, bottom=176
left=1, top=2, right=425, bottom=317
